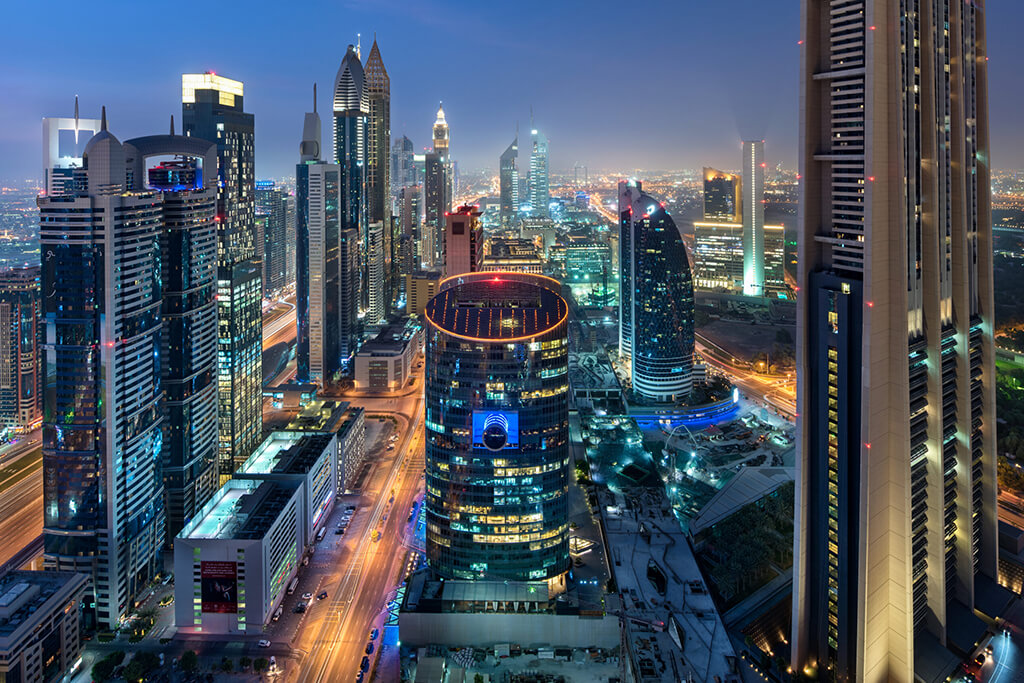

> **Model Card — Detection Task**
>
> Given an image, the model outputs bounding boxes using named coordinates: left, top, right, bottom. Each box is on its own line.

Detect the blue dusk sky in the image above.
left=1, top=0, right=1022, bottom=181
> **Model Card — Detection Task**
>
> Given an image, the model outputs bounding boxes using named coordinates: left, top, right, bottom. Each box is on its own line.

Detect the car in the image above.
left=334, top=528, right=344, bottom=535
left=355, top=673, right=364, bottom=683
left=365, top=642, right=374, bottom=655
left=974, top=654, right=986, bottom=666
left=360, top=656, right=369, bottom=672
left=369, top=628, right=379, bottom=641
left=258, top=639, right=271, bottom=648
left=294, top=602, right=307, bottom=613
left=317, top=591, right=328, bottom=600
left=387, top=445, right=395, bottom=451
left=302, top=592, right=313, bottom=600
left=985, top=644, right=994, bottom=654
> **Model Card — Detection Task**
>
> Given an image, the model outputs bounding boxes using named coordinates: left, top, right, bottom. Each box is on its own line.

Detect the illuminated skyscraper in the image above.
left=364, top=38, right=395, bottom=315
left=703, top=167, right=742, bottom=223
left=424, top=272, right=570, bottom=582
left=367, top=221, right=386, bottom=323
left=333, top=44, right=369, bottom=311
left=618, top=180, right=694, bottom=402
left=122, top=132, right=220, bottom=543
left=792, top=2, right=997, bottom=680
left=432, top=102, right=449, bottom=156
left=0, top=266, right=42, bottom=435
left=256, top=180, right=289, bottom=294
left=443, top=205, right=483, bottom=277
left=182, top=73, right=263, bottom=478
left=390, top=135, right=416, bottom=192
left=529, top=125, right=549, bottom=218
left=742, top=140, right=765, bottom=296
left=424, top=152, right=448, bottom=267
left=499, top=134, right=519, bottom=226
left=296, top=94, right=344, bottom=383
left=42, top=97, right=101, bottom=196
left=38, top=113, right=165, bottom=627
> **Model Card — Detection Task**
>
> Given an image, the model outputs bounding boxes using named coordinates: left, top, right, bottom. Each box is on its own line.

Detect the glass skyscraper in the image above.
left=793, top=1, right=997, bottom=680
left=0, top=266, right=42, bottom=435
left=529, top=126, right=549, bottom=218
left=38, top=117, right=165, bottom=628
left=256, top=180, right=289, bottom=295
left=364, top=38, right=395, bottom=316
left=423, top=272, right=570, bottom=582
left=618, top=180, right=695, bottom=402
left=499, top=134, right=519, bottom=226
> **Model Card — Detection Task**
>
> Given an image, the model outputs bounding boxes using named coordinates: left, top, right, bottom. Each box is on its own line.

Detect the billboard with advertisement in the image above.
left=472, top=410, right=519, bottom=451
left=200, top=561, right=238, bottom=614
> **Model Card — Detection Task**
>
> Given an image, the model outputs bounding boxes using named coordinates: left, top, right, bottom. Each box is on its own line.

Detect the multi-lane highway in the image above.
left=0, top=445, right=43, bottom=568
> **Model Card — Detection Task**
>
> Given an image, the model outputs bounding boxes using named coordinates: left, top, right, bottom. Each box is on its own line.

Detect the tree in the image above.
left=254, top=658, right=269, bottom=673
left=180, top=650, right=199, bottom=673
left=474, top=675, right=485, bottom=683
left=221, top=657, right=234, bottom=673
left=91, top=651, right=126, bottom=683
left=240, top=656, right=252, bottom=670
left=123, top=652, right=160, bottom=682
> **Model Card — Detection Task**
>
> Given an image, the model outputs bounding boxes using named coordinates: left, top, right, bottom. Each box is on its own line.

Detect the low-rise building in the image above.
left=175, top=479, right=303, bottom=635
left=286, top=401, right=366, bottom=492
left=406, top=270, right=441, bottom=317
left=354, top=320, right=422, bottom=392
left=0, top=570, right=89, bottom=683
left=480, top=237, right=544, bottom=274
left=237, top=431, right=338, bottom=544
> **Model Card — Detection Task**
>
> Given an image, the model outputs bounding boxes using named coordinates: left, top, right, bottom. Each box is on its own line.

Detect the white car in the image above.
left=302, top=592, right=313, bottom=600
left=258, top=639, right=271, bottom=648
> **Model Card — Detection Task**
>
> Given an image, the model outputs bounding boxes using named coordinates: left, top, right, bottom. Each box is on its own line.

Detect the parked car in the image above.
left=360, top=656, right=369, bottom=672
left=369, top=628, right=379, bottom=641
left=258, top=639, right=271, bottom=648
left=317, top=591, right=328, bottom=600
left=302, top=592, right=313, bottom=600
left=365, top=642, right=374, bottom=655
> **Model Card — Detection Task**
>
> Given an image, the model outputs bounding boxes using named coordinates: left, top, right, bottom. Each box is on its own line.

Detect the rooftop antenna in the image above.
left=169, top=114, right=175, bottom=136
left=73, top=95, right=80, bottom=143
left=313, top=83, right=317, bottom=113
left=356, top=33, right=362, bottom=59
left=100, top=105, right=107, bottom=132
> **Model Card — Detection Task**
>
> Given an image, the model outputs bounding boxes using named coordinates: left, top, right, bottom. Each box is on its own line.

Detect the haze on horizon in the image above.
left=2, top=0, right=1023, bottom=181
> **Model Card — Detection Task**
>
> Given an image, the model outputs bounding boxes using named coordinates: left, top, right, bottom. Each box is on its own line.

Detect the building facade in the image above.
left=256, top=180, right=289, bottom=295
left=0, top=267, right=41, bottom=435
left=703, top=168, right=742, bottom=223
left=528, top=127, right=549, bottom=218
left=333, top=45, right=369, bottom=313
left=364, top=38, right=395, bottom=315
left=742, top=140, right=765, bottom=296
left=499, top=135, right=519, bottom=226
left=38, top=118, right=165, bottom=628
left=443, top=205, right=483, bottom=277
left=792, top=2, right=997, bottom=680
left=424, top=272, right=570, bottom=582
left=391, top=135, right=416, bottom=194
left=423, top=152, right=448, bottom=268
left=618, top=180, right=695, bottom=402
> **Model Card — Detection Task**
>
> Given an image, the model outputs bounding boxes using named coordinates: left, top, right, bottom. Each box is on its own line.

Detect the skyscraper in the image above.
left=792, top=2, right=996, bottom=680
left=122, top=132, right=220, bottom=543
left=333, top=44, right=369, bottom=313
left=182, top=73, right=263, bottom=479
left=703, top=167, right=742, bottom=223
left=296, top=95, right=344, bottom=384
left=284, top=194, right=296, bottom=289
left=39, top=114, right=165, bottom=628
left=256, top=180, right=289, bottom=295
left=423, top=272, right=570, bottom=582
left=390, top=135, right=416, bottom=192
left=432, top=102, right=449, bottom=156
left=0, top=266, right=42, bottom=435
left=742, top=140, right=765, bottom=296
left=443, top=205, right=483, bottom=277
left=364, top=37, right=394, bottom=315
left=529, top=126, right=549, bottom=218
left=499, top=134, right=519, bottom=226
left=367, top=221, right=386, bottom=323
left=618, top=180, right=695, bottom=402
left=42, top=98, right=101, bottom=196
left=423, top=152, right=448, bottom=267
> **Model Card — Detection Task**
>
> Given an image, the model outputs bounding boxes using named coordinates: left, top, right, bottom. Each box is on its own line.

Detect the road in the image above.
left=0, top=446, right=43, bottom=568
left=293, top=369, right=427, bottom=683
left=696, top=336, right=796, bottom=419
left=264, top=295, right=297, bottom=351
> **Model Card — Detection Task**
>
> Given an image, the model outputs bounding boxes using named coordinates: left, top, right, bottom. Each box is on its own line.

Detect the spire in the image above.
left=74, top=95, right=80, bottom=143
left=100, top=106, right=107, bottom=132
left=170, top=115, right=175, bottom=136
left=356, top=32, right=362, bottom=59
left=313, top=82, right=317, bottom=113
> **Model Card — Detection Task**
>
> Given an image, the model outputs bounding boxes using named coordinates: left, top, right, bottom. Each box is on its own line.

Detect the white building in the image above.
left=354, top=320, right=422, bottom=392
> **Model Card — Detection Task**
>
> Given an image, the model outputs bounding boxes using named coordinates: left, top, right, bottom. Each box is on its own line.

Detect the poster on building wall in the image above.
left=201, top=561, right=238, bottom=613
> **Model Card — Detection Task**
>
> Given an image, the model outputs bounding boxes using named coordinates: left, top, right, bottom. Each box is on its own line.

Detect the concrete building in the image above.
left=367, top=221, right=386, bottom=323
left=174, top=479, right=303, bottom=635
left=237, top=431, right=337, bottom=544
left=286, top=402, right=367, bottom=493
left=354, top=320, right=422, bottom=391
left=694, top=222, right=786, bottom=294
left=792, top=1, right=1001, bottom=680
left=442, top=205, right=483, bottom=278
left=0, top=571, right=89, bottom=683
left=406, top=270, right=441, bottom=318
left=0, top=267, right=41, bottom=436
left=742, top=140, right=765, bottom=296
left=481, top=237, right=543, bottom=274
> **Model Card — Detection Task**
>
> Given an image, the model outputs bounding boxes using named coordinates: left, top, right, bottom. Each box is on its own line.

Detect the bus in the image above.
left=315, top=526, right=326, bottom=542
left=286, top=577, right=299, bottom=595
left=272, top=606, right=283, bottom=622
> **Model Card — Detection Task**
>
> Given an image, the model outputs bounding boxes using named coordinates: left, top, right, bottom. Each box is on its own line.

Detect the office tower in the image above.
left=529, top=126, right=549, bottom=218
left=367, top=222, right=386, bottom=323
left=123, top=132, right=220, bottom=543
left=284, top=194, right=296, bottom=288
left=423, top=272, right=570, bottom=582
left=443, top=205, right=483, bottom=277
left=333, top=44, right=369, bottom=311
left=742, top=140, right=765, bottom=296
left=182, top=73, right=263, bottom=478
left=499, top=134, right=519, bottom=226
left=364, top=38, right=394, bottom=315
left=391, top=135, right=416, bottom=192
left=399, top=184, right=422, bottom=274
left=42, top=98, right=101, bottom=196
left=0, top=266, right=42, bottom=434
left=296, top=95, right=343, bottom=384
left=182, top=73, right=256, bottom=265
left=432, top=102, right=449, bottom=156
left=703, top=168, right=742, bottom=223
left=792, top=2, right=996, bottom=681
left=424, top=152, right=448, bottom=267
left=338, top=227, right=361, bottom=361
left=38, top=114, right=164, bottom=628
left=618, top=180, right=694, bottom=402
left=256, top=180, right=288, bottom=294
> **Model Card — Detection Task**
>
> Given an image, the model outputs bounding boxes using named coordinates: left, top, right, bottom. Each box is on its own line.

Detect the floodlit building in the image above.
left=703, top=167, right=742, bottom=223
left=406, top=270, right=441, bottom=318
left=42, top=97, right=101, bottom=197
left=528, top=127, right=549, bottom=218
left=174, top=479, right=303, bottom=635
left=792, top=1, right=1001, bottom=680
left=481, top=238, right=543, bottom=275
left=354, top=319, right=422, bottom=391
left=742, top=140, right=765, bottom=296
left=424, top=272, right=570, bottom=582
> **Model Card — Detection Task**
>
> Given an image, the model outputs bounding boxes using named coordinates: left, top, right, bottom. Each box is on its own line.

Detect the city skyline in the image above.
left=4, top=1, right=1024, bottom=182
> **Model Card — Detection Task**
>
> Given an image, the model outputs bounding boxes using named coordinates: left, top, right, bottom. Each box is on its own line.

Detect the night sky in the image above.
left=2, top=1, right=1022, bottom=181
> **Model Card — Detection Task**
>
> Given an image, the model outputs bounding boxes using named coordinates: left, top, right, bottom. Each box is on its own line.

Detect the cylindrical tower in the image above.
left=424, top=272, right=570, bottom=582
